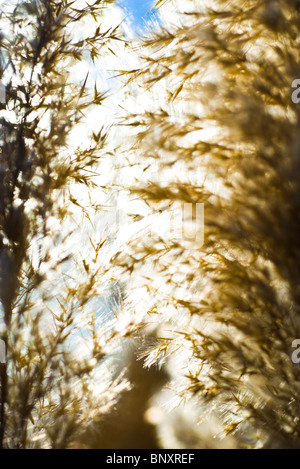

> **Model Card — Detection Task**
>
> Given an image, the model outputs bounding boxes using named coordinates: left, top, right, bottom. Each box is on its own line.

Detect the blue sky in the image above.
left=119, top=0, right=156, bottom=29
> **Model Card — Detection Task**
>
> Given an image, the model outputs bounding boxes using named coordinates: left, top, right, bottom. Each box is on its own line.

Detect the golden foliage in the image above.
left=113, top=0, right=300, bottom=448
left=0, top=0, right=127, bottom=449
